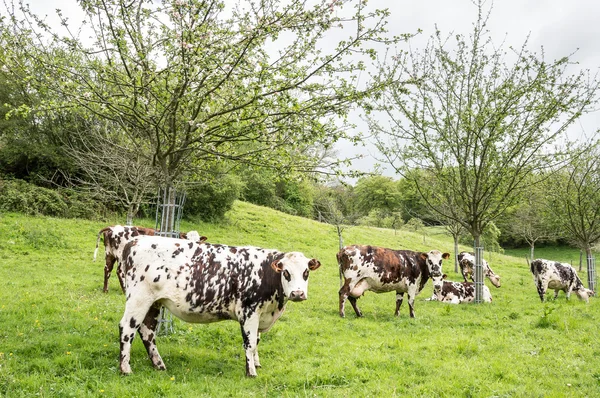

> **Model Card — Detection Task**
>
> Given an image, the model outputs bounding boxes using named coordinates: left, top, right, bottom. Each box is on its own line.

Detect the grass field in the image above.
left=1, top=202, right=599, bottom=397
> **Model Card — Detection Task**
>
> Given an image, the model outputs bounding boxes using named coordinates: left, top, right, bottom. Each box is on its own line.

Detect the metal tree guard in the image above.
left=587, top=255, right=596, bottom=294
left=154, top=186, right=187, bottom=336
left=474, top=245, right=485, bottom=303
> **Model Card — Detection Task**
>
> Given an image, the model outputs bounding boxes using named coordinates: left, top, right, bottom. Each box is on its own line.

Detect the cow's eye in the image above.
left=303, top=269, right=309, bottom=281
left=283, top=270, right=291, bottom=281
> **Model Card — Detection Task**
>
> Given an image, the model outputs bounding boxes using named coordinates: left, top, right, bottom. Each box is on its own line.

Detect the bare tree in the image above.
left=507, top=181, right=558, bottom=261
left=369, top=0, right=599, bottom=300
left=547, top=143, right=600, bottom=292
left=61, top=121, right=157, bottom=224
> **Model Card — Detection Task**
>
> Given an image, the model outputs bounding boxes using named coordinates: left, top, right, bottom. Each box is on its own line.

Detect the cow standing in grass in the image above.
left=530, top=259, right=594, bottom=303
left=94, top=225, right=205, bottom=293
left=337, top=245, right=449, bottom=318
left=117, top=236, right=321, bottom=377
left=458, top=251, right=501, bottom=288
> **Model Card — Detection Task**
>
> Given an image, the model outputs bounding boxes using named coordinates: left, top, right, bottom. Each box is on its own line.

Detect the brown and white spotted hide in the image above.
left=427, top=276, right=492, bottom=304
left=93, top=225, right=157, bottom=293
left=94, top=226, right=207, bottom=293
left=530, top=259, right=593, bottom=303
left=458, top=252, right=501, bottom=288
left=118, top=236, right=320, bottom=377
left=337, top=245, right=450, bottom=318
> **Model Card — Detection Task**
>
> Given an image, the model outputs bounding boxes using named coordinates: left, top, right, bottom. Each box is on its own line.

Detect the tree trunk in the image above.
left=337, top=225, right=344, bottom=251
left=453, top=235, right=459, bottom=274
left=530, top=243, right=535, bottom=263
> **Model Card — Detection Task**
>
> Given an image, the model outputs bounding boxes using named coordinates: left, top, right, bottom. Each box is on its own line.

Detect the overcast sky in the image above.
left=21, top=0, right=600, bottom=179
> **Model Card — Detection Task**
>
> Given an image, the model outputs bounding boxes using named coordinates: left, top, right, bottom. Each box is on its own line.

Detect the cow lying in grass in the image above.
left=93, top=225, right=206, bottom=293
left=118, top=236, right=321, bottom=377
left=530, top=259, right=594, bottom=303
left=427, top=275, right=492, bottom=304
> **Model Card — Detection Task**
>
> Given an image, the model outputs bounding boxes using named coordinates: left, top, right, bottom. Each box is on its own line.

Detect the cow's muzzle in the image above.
left=289, top=291, right=307, bottom=302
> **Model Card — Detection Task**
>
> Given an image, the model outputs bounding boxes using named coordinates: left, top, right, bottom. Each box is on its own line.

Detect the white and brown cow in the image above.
left=337, top=245, right=450, bottom=318
left=427, top=275, right=492, bottom=304
left=118, top=236, right=320, bottom=377
left=530, top=259, right=594, bottom=303
left=458, top=251, right=501, bottom=288
left=94, top=225, right=206, bottom=293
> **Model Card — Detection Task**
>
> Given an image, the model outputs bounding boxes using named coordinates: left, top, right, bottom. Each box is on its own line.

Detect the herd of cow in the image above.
left=94, top=225, right=594, bottom=377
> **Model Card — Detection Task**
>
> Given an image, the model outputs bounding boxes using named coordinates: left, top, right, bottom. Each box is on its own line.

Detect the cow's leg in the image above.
left=103, top=254, right=117, bottom=293
left=563, top=288, right=570, bottom=300
left=116, top=262, right=127, bottom=294
left=347, top=279, right=370, bottom=317
left=138, top=304, right=165, bottom=370
left=407, top=285, right=419, bottom=318
left=339, top=280, right=351, bottom=318
left=395, top=292, right=404, bottom=316
left=253, top=333, right=261, bottom=368
left=240, top=314, right=260, bottom=377
left=119, top=296, right=154, bottom=374
left=536, top=280, right=546, bottom=302
left=348, top=296, right=363, bottom=317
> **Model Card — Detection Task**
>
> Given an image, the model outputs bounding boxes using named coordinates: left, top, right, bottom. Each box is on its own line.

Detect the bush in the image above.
left=184, top=175, right=243, bottom=221
left=241, top=171, right=278, bottom=208
left=0, top=179, right=113, bottom=219
left=0, top=179, right=68, bottom=216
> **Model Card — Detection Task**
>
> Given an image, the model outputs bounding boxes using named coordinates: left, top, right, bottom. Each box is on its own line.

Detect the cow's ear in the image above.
left=308, top=259, right=321, bottom=271
left=442, top=274, right=448, bottom=279
left=442, top=252, right=450, bottom=259
left=420, top=252, right=428, bottom=260
left=199, top=236, right=208, bottom=243
left=271, top=260, right=284, bottom=273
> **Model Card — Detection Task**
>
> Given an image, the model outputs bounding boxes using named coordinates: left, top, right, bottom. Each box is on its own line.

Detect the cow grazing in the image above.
left=118, top=236, right=321, bottom=377
left=94, top=226, right=206, bottom=293
left=530, top=259, right=594, bottom=303
left=94, top=225, right=157, bottom=293
left=427, top=275, right=492, bottom=304
left=337, top=245, right=450, bottom=318
left=458, top=251, right=501, bottom=288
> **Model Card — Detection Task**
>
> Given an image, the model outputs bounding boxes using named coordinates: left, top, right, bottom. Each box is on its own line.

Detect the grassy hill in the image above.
left=1, top=201, right=598, bottom=397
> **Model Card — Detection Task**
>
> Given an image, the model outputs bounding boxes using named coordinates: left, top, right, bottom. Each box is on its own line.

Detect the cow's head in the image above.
left=421, top=250, right=450, bottom=297
left=484, top=261, right=501, bottom=288
left=271, top=252, right=321, bottom=302
left=575, top=287, right=594, bottom=303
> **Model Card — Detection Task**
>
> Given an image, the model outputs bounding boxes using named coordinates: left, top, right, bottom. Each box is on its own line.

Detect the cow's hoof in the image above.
left=246, top=373, right=258, bottom=378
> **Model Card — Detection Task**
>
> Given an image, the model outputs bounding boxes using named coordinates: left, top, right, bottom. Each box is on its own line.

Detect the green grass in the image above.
left=1, top=202, right=599, bottom=397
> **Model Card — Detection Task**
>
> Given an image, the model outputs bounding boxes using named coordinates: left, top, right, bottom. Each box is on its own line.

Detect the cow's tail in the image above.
left=336, top=248, right=346, bottom=289
left=93, top=227, right=112, bottom=261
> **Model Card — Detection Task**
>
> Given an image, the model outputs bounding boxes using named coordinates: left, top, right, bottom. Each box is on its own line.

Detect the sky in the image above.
left=17, top=0, right=600, bottom=180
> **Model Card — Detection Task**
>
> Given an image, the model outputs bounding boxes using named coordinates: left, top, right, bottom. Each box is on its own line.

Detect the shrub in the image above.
left=0, top=179, right=67, bottom=216
left=184, top=175, right=243, bottom=221
left=0, top=179, right=113, bottom=220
